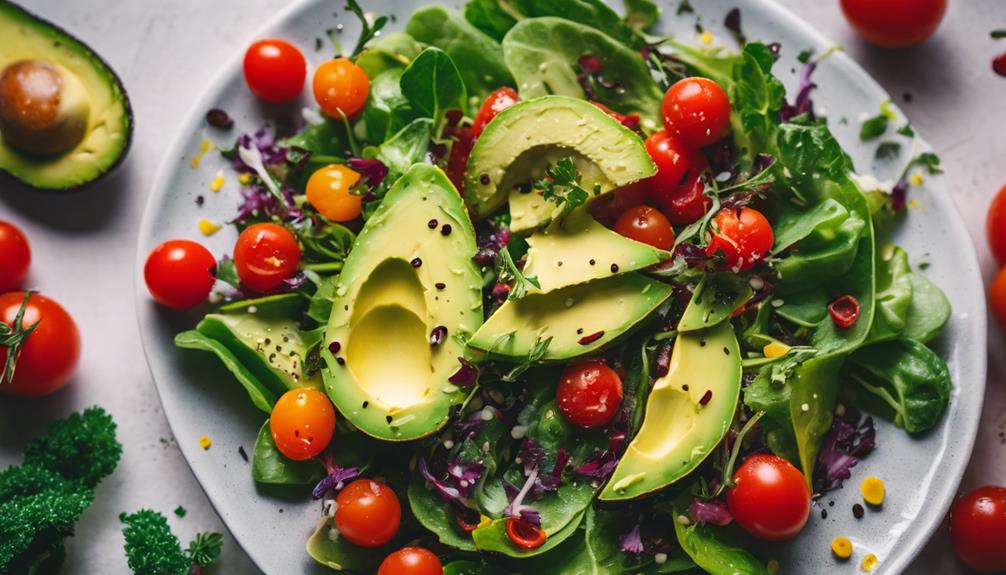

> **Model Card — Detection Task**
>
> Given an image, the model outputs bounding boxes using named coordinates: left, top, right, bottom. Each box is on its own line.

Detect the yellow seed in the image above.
left=477, top=514, right=493, bottom=529
left=763, top=341, right=791, bottom=358
left=861, top=553, right=878, bottom=572
left=198, top=219, right=222, bottom=237
left=909, top=172, right=924, bottom=186
left=238, top=173, right=252, bottom=185
left=767, top=559, right=781, bottom=574
left=198, top=435, right=212, bottom=450
left=831, top=536, right=853, bottom=559
left=209, top=171, right=226, bottom=192
left=190, top=138, right=213, bottom=169
left=861, top=476, right=885, bottom=505
left=700, top=31, right=714, bottom=45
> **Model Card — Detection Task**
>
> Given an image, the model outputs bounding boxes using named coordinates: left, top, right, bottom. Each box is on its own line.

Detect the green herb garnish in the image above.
left=534, top=158, right=601, bottom=217
left=345, top=0, right=389, bottom=60
left=495, top=246, right=541, bottom=300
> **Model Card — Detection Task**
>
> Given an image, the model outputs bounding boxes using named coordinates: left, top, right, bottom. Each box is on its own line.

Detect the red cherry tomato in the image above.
left=662, top=77, right=732, bottom=149
left=614, top=205, right=675, bottom=250
left=556, top=359, right=624, bottom=429
left=0, top=292, right=80, bottom=397
left=243, top=39, right=307, bottom=103
left=144, top=240, right=217, bottom=310
left=234, top=223, right=301, bottom=294
left=446, top=126, right=476, bottom=191
left=589, top=101, right=642, bottom=131
left=726, top=454, right=811, bottom=542
left=313, top=58, right=370, bottom=118
left=0, top=221, right=30, bottom=293
left=950, top=485, right=1006, bottom=573
left=653, top=175, right=711, bottom=226
left=269, top=389, right=336, bottom=461
left=988, top=184, right=1006, bottom=267
left=990, top=268, right=1006, bottom=331
left=505, top=517, right=547, bottom=550
left=471, top=87, right=519, bottom=137
left=707, top=208, right=774, bottom=271
left=588, top=181, right=650, bottom=226
left=840, top=0, right=947, bottom=48
left=643, top=130, right=708, bottom=199
left=334, top=479, right=402, bottom=548
left=377, top=547, right=444, bottom=575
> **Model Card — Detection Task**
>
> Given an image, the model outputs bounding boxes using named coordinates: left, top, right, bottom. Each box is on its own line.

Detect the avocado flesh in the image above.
left=599, top=322, right=742, bottom=501
left=521, top=208, right=670, bottom=293
left=468, top=273, right=673, bottom=362
left=0, top=1, right=131, bottom=190
left=463, top=95, right=655, bottom=232
left=324, top=164, right=483, bottom=441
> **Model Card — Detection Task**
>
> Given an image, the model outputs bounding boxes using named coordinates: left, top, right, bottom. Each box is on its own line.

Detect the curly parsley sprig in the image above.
left=534, top=158, right=602, bottom=217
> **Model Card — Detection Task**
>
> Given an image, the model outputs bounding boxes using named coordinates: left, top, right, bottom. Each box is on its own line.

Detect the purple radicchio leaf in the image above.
left=311, top=466, right=360, bottom=499
left=446, top=460, right=485, bottom=497
left=688, top=498, right=734, bottom=526
left=454, top=410, right=484, bottom=440
left=814, top=413, right=876, bottom=494
left=282, top=271, right=308, bottom=290
left=347, top=158, right=389, bottom=189
left=891, top=178, right=909, bottom=211
left=535, top=448, right=571, bottom=494
left=619, top=524, right=645, bottom=555
left=574, top=448, right=619, bottom=479
left=418, top=458, right=463, bottom=502
left=780, top=60, right=818, bottom=122
left=473, top=225, right=511, bottom=266
left=448, top=357, right=479, bottom=386
left=724, top=8, right=746, bottom=45
left=504, top=467, right=543, bottom=528
left=674, top=242, right=710, bottom=267
left=517, top=438, right=546, bottom=477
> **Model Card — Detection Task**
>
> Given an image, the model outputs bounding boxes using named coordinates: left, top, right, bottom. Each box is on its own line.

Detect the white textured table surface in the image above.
left=0, top=0, right=1003, bottom=573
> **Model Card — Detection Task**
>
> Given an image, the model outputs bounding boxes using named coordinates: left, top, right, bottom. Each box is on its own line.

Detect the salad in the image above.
left=143, top=0, right=955, bottom=573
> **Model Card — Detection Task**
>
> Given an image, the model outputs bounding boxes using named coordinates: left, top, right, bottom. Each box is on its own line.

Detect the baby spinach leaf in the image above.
left=306, top=520, right=385, bottom=572
left=579, top=507, right=695, bottom=574
left=730, top=43, right=786, bottom=160
left=466, top=0, right=643, bottom=47
left=902, top=272, right=951, bottom=343
left=406, top=6, right=515, bottom=100
left=771, top=198, right=849, bottom=255
left=864, top=246, right=913, bottom=345
left=624, top=0, right=660, bottom=33
left=444, top=560, right=510, bottom=575
left=400, top=47, right=468, bottom=127
left=173, top=330, right=275, bottom=413
left=473, top=509, right=587, bottom=558
left=355, top=32, right=424, bottom=78
left=502, top=17, right=664, bottom=129
left=673, top=503, right=769, bottom=575
left=363, top=69, right=418, bottom=144
left=846, top=338, right=951, bottom=433
left=464, top=0, right=518, bottom=41
left=251, top=420, right=324, bottom=484
left=679, top=273, right=753, bottom=332
left=408, top=480, right=478, bottom=551
left=375, top=118, right=434, bottom=176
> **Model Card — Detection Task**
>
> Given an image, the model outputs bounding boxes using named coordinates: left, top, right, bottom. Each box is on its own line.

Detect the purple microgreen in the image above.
left=574, top=449, right=619, bottom=479
left=688, top=498, right=733, bottom=526
left=619, top=524, right=645, bottom=555
left=448, top=357, right=479, bottom=386
left=311, top=465, right=360, bottom=499
left=814, top=412, right=876, bottom=494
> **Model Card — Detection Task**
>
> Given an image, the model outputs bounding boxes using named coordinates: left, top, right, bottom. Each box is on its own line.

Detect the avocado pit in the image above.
left=0, top=59, right=91, bottom=156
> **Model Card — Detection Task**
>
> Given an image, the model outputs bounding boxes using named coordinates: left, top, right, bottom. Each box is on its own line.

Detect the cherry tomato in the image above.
left=707, top=208, right=774, bottom=271
left=506, top=517, right=547, bottom=550
left=643, top=131, right=707, bottom=199
left=828, top=295, right=861, bottom=329
left=334, top=479, right=402, bottom=548
left=840, top=0, right=947, bottom=48
left=556, top=359, right=624, bottom=429
left=471, top=87, right=519, bottom=137
left=313, top=58, right=370, bottom=118
left=950, top=485, right=1006, bottom=573
left=377, top=547, right=444, bottom=575
left=0, top=292, right=80, bottom=397
left=446, top=126, right=476, bottom=192
left=990, top=268, right=1006, bottom=331
left=589, top=101, right=641, bottom=131
left=726, top=454, right=811, bottom=542
left=653, top=175, right=711, bottom=226
left=233, top=223, right=301, bottom=294
left=306, top=164, right=363, bottom=222
left=588, top=181, right=650, bottom=226
left=662, top=77, right=732, bottom=149
left=144, top=240, right=217, bottom=310
left=987, top=184, right=1006, bottom=267
left=614, top=205, right=675, bottom=250
left=0, top=221, right=30, bottom=292
left=243, top=39, right=307, bottom=103
left=269, top=389, right=336, bottom=461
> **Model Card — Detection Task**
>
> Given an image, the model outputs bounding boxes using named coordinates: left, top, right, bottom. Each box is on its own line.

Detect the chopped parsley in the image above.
left=534, top=158, right=601, bottom=217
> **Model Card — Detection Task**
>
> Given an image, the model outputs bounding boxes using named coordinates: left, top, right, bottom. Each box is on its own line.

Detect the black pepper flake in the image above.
left=195, top=195, right=205, bottom=206
left=829, top=501, right=835, bottom=507
left=821, top=509, right=828, bottom=519
left=238, top=446, right=249, bottom=462
left=362, top=401, right=369, bottom=409
left=682, top=384, right=689, bottom=391
left=428, top=219, right=438, bottom=229
left=479, top=174, right=490, bottom=185
left=723, top=347, right=731, bottom=356
left=578, top=331, right=605, bottom=345
left=699, top=390, right=713, bottom=406
left=441, top=224, right=452, bottom=236
left=386, top=415, right=394, bottom=424
left=557, top=261, right=563, bottom=267
left=576, top=328, right=584, bottom=334
left=853, top=504, right=865, bottom=519
left=205, top=108, right=233, bottom=129
left=336, top=357, right=346, bottom=366
left=411, top=257, right=423, bottom=268
left=589, top=259, right=596, bottom=266
left=430, top=325, right=448, bottom=346
left=699, top=339, right=707, bottom=347
left=610, top=263, right=619, bottom=273
left=518, top=182, right=533, bottom=194
left=435, top=282, right=446, bottom=290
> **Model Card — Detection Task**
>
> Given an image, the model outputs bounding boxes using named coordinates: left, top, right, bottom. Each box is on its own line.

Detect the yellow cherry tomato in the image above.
left=313, top=58, right=370, bottom=118
left=306, top=164, right=363, bottom=222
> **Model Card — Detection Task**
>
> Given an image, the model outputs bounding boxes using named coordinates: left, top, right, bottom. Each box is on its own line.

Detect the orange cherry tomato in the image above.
left=233, top=223, right=301, bottom=294
left=243, top=39, right=307, bottom=103
left=313, top=58, right=370, bottom=118
left=0, top=292, right=80, bottom=398
left=614, top=205, right=676, bottom=250
left=334, top=479, right=402, bottom=548
left=306, top=164, right=363, bottom=222
left=377, top=547, right=444, bottom=575
left=990, top=268, right=1006, bottom=332
left=707, top=207, right=774, bottom=271
left=662, top=77, right=732, bottom=149
left=269, top=389, right=336, bottom=461
left=987, top=184, right=1006, bottom=267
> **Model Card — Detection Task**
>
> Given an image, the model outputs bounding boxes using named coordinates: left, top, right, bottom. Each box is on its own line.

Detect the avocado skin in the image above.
left=0, top=1, right=133, bottom=192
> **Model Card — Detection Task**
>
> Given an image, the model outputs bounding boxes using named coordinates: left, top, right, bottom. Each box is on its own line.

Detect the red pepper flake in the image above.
left=699, top=389, right=713, bottom=406
left=828, top=295, right=861, bottom=329
left=578, top=331, right=605, bottom=345
left=453, top=505, right=481, bottom=532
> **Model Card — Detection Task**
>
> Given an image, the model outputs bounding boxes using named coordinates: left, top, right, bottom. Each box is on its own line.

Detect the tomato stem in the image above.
left=0, top=291, right=41, bottom=386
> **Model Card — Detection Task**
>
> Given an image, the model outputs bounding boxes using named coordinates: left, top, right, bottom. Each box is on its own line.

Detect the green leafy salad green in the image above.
left=172, top=0, right=954, bottom=572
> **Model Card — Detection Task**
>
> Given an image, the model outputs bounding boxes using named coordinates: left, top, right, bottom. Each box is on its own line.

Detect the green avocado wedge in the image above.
left=600, top=322, right=742, bottom=501
left=462, top=95, right=655, bottom=232
left=468, top=273, right=673, bottom=362
left=0, top=1, right=132, bottom=191
left=323, top=164, right=483, bottom=441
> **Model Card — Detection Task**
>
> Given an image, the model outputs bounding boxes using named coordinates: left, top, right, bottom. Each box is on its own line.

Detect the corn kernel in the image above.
left=238, top=173, right=252, bottom=185
left=198, top=435, right=212, bottom=450
left=198, top=218, right=222, bottom=237
left=209, top=170, right=226, bottom=192
left=700, top=31, right=714, bottom=45
left=763, top=341, right=791, bottom=358
left=909, top=172, right=924, bottom=186
left=861, top=553, right=878, bottom=572
left=861, top=476, right=885, bottom=505
left=831, top=536, right=853, bottom=559
left=191, top=138, right=213, bottom=169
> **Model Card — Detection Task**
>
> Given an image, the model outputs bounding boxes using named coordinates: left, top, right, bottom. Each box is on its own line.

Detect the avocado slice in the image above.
left=600, top=322, right=742, bottom=501
left=323, top=164, right=483, bottom=441
left=521, top=208, right=670, bottom=293
left=462, top=95, right=655, bottom=232
left=0, top=1, right=132, bottom=190
left=468, top=273, right=673, bottom=362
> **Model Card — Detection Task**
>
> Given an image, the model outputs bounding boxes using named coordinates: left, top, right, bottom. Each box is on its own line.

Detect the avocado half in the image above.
left=0, top=1, right=133, bottom=191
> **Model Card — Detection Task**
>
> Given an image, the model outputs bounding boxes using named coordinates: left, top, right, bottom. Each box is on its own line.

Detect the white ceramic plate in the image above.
left=135, top=1, right=988, bottom=573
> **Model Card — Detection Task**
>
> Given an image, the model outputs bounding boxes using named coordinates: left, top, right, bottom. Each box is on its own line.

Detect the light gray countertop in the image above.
left=0, top=0, right=1003, bottom=573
